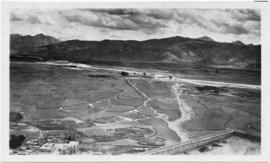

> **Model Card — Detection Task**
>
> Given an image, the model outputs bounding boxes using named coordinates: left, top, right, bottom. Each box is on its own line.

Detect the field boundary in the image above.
left=141, top=129, right=260, bottom=155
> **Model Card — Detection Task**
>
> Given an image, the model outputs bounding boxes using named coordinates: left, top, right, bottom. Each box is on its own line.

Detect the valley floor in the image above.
left=9, top=61, right=261, bottom=155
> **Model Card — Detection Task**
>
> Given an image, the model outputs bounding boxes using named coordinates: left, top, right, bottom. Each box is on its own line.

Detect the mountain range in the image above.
left=10, top=33, right=261, bottom=69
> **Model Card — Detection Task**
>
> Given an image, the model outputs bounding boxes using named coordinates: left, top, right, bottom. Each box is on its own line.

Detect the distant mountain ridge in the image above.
left=10, top=34, right=261, bottom=69
left=10, top=33, right=60, bottom=56
left=197, top=36, right=215, bottom=42
left=232, top=40, right=245, bottom=46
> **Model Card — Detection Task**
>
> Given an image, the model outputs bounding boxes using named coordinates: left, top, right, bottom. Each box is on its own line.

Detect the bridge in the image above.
left=142, top=129, right=260, bottom=155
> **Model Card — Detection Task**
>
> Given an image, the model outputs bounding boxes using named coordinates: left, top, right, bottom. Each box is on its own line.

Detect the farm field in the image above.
left=10, top=62, right=261, bottom=154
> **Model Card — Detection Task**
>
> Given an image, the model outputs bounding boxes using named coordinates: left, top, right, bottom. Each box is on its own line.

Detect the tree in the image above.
left=121, top=71, right=129, bottom=76
left=10, top=134, right=25, bottom=149
left=10, top=112, right=23, bottom=125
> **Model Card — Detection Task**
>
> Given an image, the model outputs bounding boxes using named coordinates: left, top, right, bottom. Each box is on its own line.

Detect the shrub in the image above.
left=10, top=112, right=23, bottom=124
left=10, top=134, right=25, bottom=149
left=121, top=71, right=129, bottom=76
left=199, top=146, right=210, bottom=153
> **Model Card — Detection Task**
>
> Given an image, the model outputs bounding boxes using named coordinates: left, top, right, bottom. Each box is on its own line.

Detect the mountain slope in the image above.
left=10, top=35, right=260, bottom=69
left=10, top=34, right=60, bottom=56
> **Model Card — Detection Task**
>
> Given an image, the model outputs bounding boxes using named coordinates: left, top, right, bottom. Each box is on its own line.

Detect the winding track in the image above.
left=125, top=78, right=194, bottom=142
left=171, top=83, right=194, bottom=141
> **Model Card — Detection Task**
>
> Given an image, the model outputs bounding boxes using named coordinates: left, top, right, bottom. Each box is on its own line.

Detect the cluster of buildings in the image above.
left=39, top=141, right=79, bottom=154
left=10, top=136, right=79, bottom=155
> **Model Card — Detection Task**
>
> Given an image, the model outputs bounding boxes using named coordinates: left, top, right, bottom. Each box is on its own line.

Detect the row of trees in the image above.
left=120, top=71, right=147, bottom=77
left=121, top=71, right=174, bottom=80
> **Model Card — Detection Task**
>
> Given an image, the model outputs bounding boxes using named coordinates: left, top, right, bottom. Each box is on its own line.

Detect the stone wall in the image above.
left=143, top=129, right=234, bottom=155
left=142, top=129, right=261, bottom=155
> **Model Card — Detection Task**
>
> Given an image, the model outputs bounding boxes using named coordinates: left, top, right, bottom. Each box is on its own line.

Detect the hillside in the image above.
left=10, top=34, right=261, bottom=69
left=10, top=34, right=60, bottom=56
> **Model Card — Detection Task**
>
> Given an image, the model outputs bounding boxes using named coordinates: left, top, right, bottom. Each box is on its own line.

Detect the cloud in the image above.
left=60, top=9, right=167, bottom=34
left=61, top=10, right=138, bottom=30
left=11, top=10, right=41, bottom=24
left=10, top=13, right=23, bottom=21
left=222, top=24, right=249, bottom=35
left=211, top=20, right=250, bottom=35
left=10, top=8, right=261, bottom=44
left=90, top=9, right=140, bottom=16
left=231, top=9, right=261, bottom=22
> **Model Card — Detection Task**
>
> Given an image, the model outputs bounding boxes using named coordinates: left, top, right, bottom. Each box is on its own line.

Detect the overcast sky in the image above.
left=10, top=8, right=261, bottom=44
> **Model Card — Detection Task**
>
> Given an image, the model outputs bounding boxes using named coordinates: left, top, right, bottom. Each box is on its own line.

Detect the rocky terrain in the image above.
left=10, top=34, right=260, bottom=69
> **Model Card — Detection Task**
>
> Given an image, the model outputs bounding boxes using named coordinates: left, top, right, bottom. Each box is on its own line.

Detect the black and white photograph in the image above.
left=1, top=1, right=269, bottom=162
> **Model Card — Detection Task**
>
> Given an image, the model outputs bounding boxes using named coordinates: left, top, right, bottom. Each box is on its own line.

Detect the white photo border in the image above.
left=1, top=1, right=269, bottom=162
